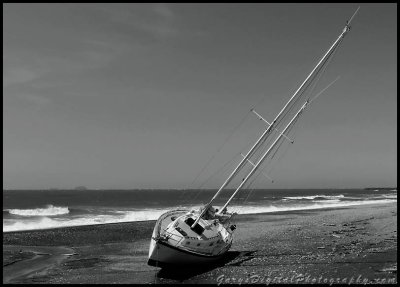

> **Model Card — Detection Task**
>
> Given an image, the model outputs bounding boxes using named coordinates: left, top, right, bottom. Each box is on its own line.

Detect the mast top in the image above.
left=343, top=7, right=360, bottom=35
left=347, top=6, right=360, bottom=26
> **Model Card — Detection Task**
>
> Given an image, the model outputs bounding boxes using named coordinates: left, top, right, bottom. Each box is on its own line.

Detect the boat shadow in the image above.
left=155, top=250, right=256, bottom=281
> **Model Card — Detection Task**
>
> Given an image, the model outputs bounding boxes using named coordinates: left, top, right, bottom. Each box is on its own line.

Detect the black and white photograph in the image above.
left=3, top=3, right=397, bottom=284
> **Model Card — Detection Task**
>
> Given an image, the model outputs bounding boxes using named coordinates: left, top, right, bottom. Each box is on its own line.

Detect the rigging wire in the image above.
left=225, top=39, right=343, bottom=211
left=179, top=109, right=252, bottom=202
left=227, top=91, right=306, bottom=209
left=235, top=95, right=305, bottom=208
left=230, top=115, right=300, bottom=213
left=243, top=167, right=269, bottom=203
left=196, top=111, right=275, bottom=206
left=231, top=124, right=288, bottom=208
left=228, top=158, right=255, bottom=206
left=230, top=159, right=270, bottom=216
left=264, top=115, right=301, bottom=177
left=263, top=40, right=343, bottom=179
left=242, top=169, right=264, bottom=204
left=306, top=38, right=342, bottom=102
left=262, top=56, right=342, bottom=181
left=274, top=41, right=340, bottom=131
left=188, top=151, right=249, bottom=206
left=192, top=30, right=345, bottom=212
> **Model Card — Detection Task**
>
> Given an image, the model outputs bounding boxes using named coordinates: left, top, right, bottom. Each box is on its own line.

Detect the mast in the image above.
left=219, top=100, right=309, bottom=213
left=192, top=8, right=358, bottom=227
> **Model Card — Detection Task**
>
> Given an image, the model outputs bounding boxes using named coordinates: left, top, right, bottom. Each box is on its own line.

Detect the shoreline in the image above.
left=3, top=201, right=395, bottom=234
left=3, top=202, right=397, bottom=284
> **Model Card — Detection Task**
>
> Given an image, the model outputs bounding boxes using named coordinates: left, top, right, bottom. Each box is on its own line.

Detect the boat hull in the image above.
left=147, top=208, right=233, bottom=267
left=148, top=237, right=226, bottom=267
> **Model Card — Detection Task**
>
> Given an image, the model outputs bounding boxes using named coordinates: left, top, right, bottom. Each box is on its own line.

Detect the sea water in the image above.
left=3, top=188, right=397, bottom=232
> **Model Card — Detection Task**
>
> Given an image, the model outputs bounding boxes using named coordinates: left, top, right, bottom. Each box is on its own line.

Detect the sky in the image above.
left=3, top=3, right=397, bottom=190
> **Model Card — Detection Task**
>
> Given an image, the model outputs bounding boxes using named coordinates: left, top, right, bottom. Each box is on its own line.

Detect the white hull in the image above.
left=148, top=209, right=233, bottom=267
left=148, top=237, right=226, bottom=267
left=147, top=11, right=356, bottom=267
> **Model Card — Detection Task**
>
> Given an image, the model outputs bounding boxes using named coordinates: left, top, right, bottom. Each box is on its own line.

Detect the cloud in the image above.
left=96, top=4, right=178, bottom=41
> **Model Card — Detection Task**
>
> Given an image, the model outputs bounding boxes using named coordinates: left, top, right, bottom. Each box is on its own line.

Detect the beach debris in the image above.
left=317, top=246, right=325, bottom=249
left=332, top=234, right=341, bottom=238
left=62, top=253, right=78, bottom=256
left=377, top=264, right=397, bottom=273
left=304, top=236, right=311, bottom=239
left=323, top=223, right=336, bottom=226
left=384, top=238, right=396, bottom=241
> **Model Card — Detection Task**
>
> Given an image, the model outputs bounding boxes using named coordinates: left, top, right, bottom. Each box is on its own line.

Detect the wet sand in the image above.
left=3, top=202, right=397, bottom=284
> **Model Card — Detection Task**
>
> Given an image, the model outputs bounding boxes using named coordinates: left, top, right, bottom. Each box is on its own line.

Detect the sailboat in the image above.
left=148, top=8, right=359, bottom=267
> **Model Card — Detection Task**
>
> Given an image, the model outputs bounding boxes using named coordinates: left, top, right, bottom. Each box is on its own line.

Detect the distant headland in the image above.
left=364, top=187, right=397, bottom=191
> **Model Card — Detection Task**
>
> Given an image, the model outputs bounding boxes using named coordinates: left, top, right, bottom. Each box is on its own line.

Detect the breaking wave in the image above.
left=282, top=194, right=345, bottom=200
left=229, top=199, right=396, bottom=214
left=6, top=205, right=70, bottom=217
left=3, top=198, right=396, bottom=233
left=3, top=208, right=172, bottom=232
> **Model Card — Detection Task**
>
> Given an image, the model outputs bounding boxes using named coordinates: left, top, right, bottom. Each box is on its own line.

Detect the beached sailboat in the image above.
left=148, top=8, right=359, bottom=267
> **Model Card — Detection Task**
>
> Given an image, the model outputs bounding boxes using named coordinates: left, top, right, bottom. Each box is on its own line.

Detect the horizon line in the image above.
left=3, top=187, right=397, bottom=191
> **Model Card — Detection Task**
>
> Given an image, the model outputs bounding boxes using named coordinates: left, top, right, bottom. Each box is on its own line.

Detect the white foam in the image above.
left=6, top=205, right=69, bottom=216
left=283, top=194, right=345, bottom=200
left=3, top=199, right=396, bottom=232
left=228, top=199, right=396, bottom=215
left=3, top=208, right=173, bottom=232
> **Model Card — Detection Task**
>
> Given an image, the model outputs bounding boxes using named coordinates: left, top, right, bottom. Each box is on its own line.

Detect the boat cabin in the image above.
left=162, top=213, right=232, bottom=255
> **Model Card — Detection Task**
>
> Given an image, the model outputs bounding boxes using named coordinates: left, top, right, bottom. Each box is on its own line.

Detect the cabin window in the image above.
left=184, top=217, right=205, bottom=235
left=184, top=217, right=195, bottom=225
left=186, top=241, right=190, bottom=245
left=197, top=243, right=201, bottom=246
left=175, top=227, right=187, bottom=237
left=209, top=243, right=214, bottom=246
left=192, top=224, right=205, bottom=235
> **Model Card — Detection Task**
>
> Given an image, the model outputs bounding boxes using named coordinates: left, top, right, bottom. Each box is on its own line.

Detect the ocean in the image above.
left=3, top=188, right=397, bottom=232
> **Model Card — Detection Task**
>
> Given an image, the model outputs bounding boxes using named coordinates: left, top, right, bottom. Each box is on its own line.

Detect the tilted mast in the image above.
left=219, top=100, right=309, bottom=213
left=192, top=8, right=359, bottom=227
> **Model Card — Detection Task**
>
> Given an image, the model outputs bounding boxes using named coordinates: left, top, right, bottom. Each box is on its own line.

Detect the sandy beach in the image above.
left=3, top=202, right=397, bottom=284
